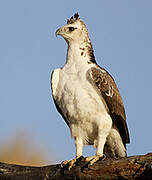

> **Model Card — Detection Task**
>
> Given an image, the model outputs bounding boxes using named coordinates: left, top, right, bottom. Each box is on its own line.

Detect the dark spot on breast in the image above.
left=81, top=52, right=84, bottom=56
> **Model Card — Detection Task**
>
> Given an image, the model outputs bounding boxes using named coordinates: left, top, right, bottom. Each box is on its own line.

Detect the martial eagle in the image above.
left=51, top=13, right=130, bottom=169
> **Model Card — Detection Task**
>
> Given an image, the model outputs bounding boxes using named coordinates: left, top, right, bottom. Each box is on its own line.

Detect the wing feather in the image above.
left=87, top=66, right=130, bottom=145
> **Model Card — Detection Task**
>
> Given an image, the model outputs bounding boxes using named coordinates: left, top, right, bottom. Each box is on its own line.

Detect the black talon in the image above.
left=77, top=155, right=84, bottom=162
left=81, top=162, right=91, bottom=172
left=59, top=163, right=70, bottom=174
left=99, top=154, right=106, bottom=161
left=81, top=154, right=106, bottom=172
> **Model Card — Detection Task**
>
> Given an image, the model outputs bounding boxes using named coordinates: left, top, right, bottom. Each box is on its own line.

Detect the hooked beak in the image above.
left=56, top=28, right=62, bottom=37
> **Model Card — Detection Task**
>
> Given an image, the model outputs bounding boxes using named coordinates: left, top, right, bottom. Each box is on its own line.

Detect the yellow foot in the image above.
left=61, top=156, right=83, bottom=170
left=85, top=154, right=106, bottom=166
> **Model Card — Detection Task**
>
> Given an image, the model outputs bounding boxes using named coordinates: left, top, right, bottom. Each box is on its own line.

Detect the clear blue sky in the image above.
left=0, top=0, right=152, bottom=164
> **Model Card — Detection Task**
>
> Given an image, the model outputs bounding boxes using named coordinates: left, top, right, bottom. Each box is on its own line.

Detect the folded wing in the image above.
left=87, top=66, right=130, bottom=145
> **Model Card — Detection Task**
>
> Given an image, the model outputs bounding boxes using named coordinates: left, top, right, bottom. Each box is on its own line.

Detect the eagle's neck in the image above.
left=66, top=40, right=96, bottom=66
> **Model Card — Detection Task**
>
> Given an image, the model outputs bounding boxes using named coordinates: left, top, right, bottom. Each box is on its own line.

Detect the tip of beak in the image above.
left=55, top=28, right=60, bottom=37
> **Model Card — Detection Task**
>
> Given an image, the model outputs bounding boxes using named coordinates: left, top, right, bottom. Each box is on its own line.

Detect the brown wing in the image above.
left=87, top=66, right=130, bottom=145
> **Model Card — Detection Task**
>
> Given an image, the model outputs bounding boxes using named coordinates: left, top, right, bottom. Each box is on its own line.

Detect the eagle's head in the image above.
left=56, top=13, right=90, bottom=45
left=56, top=13, right=96, bottom=63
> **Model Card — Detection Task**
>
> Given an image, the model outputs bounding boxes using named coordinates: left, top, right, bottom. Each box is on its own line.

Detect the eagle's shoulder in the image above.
left=86, top=66, right=130, bottom=144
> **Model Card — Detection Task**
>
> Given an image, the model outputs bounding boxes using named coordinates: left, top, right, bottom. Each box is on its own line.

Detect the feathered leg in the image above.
left=61, top=137, right=83, bottom=170
left=85, top=115, right=112, bottom=166
left=85, top=133, right=107, bottom=165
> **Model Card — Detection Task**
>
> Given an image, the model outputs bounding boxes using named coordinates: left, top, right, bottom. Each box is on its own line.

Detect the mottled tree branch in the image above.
left=0, top=153, right=152, bottom=180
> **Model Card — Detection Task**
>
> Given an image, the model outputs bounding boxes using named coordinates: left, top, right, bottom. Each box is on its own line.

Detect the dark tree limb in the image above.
left=0, top=153, right=152, bottom=180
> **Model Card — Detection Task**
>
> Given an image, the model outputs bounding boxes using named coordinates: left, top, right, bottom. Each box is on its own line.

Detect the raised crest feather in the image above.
left=67, top=12, right=80, bottom=24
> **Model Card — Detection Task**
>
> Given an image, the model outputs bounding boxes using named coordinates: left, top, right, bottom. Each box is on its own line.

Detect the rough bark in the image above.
left=0, top=153, right=152, bottom=180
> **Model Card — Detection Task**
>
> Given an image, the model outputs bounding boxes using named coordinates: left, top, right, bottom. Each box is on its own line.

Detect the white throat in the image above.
left=65, top=42, right=90, bottom=66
